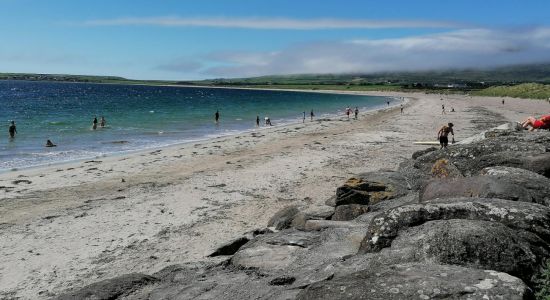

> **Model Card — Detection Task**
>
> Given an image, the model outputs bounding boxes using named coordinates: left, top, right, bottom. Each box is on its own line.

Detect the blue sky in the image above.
left=1, top=0, right=550, bottom=80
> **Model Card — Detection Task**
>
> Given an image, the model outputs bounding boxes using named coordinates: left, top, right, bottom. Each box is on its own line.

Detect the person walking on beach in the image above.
left=437, top=123, right=454, bottom=149
left=441, top=104, right=446, bottom=115
left=100, top=116, right=106, bottom=128
left=354, top=107, right=359, bottom=119
left=92, top=117, right=98, bottom=130
left=302, top=111, right=306, bottom=123
left=215, top=110, right=220, bottom=123
left=8, top=121, right=17, bottom=138
left=310, top=110, right=314, bottom=121
left=256, top=115, right=260, bottom=127
left=400, top=104, right=404, bottom=114
left=502, top=99, right=505, bottom=105
left=346, top=106, right=351, bottom=119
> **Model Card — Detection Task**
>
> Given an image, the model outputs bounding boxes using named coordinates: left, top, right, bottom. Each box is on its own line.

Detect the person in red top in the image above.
left=520, top=114, right=550, bottom=131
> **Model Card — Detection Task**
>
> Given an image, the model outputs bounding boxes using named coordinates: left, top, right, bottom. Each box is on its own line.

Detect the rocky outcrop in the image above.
left=56, top=125, right=550, bottom=300
left=56, top=273, right=159, bottom=300
left=296, top=263, right=532, bottom=300
left=359, top=198, right=550, bottom=253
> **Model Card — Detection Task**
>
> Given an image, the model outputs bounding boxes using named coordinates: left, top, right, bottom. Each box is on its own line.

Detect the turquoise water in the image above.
left=0, top=80, right=392, bottom=170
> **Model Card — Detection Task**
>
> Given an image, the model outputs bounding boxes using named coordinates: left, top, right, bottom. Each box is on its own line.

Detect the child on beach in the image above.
left=346, top=106, right=351, bottom=119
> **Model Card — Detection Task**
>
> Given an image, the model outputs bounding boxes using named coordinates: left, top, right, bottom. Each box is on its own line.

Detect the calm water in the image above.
left=0, top=81, right=392, bottom=170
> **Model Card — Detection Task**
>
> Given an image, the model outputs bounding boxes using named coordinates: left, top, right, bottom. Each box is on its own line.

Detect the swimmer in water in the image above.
left=45, top=139, right=57, bottom=147
left=8, top=121, right=17, bottom=138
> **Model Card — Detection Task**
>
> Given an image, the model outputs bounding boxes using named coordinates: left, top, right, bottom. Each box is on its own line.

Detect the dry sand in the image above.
left=1, top=90, right=549, bottom=299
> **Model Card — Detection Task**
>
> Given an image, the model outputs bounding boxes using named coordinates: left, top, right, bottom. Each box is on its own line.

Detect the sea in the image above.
left=0, top=80, right=393, bottom=171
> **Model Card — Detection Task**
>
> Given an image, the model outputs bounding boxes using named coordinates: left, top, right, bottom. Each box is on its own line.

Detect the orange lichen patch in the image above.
left=369, top=190, right=395, bottom=204
left=344, top=177, right=363, bottom=187
left=431, top=159, right=451, bottom=178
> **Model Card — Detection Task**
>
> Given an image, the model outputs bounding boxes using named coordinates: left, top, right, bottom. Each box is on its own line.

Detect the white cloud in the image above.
left=200, top=28, right=550, bottom=78
left=83, top=16, right=460, bottom=30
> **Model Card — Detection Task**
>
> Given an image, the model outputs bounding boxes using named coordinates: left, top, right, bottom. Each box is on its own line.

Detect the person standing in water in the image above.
left=256, top=115, right=260, bottom=127
left=354, top=107, right=359, bottom=119
left=100, top=116, right=106, bottom=128
left=8, top=121, right=17, bottom=138
left=92, top=117, right=98, bottom=130
left=387, top=101, right=390, bottom=106
left=346, top=106, right=351, bottom=119
left=302, top=111, right=306, bottom=123
left=310, top=110, right=314, bottom=121
left=215, top=110, right=220, bottom=123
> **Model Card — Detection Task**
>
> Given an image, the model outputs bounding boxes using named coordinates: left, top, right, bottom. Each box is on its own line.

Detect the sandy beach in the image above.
left=1, top=90, right=549, bottom=299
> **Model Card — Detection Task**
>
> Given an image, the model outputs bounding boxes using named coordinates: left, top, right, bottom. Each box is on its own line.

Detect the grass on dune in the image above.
left=473, top=83, right=550, bottom=100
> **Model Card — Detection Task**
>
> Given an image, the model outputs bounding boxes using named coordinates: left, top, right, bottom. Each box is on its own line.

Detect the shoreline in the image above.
left=0, top=88, right=404, bottom=174
left=1, top=91, right=549, bottom=299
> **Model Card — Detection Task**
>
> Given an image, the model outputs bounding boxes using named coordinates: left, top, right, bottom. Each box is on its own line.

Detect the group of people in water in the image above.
left=92, top=116, right=107, bottom=130
left=7, top=115, right=107, bottom=147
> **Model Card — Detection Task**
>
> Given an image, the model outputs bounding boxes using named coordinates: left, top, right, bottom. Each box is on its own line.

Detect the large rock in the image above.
left=359, top=198, right=550, bottom=253
left=208, top=228, right=272, bottom=257
left=290, top=206, right=335, bottom=230
left=377, top=219, right=549, bottom=285
left=331, top=204, right=369, bottom=221
left=56, top=273, right=159, bottom=300
left=419, top=176, right=532, bottom=202
left=267, top=206, right=300, bottom=230
left=334, top=171, right=409, bottom=206
left=296, top=263, right=532, bottom=300
left=231, top=229, right=320, bottom=270
left=480, top=166, right=550, bottom=206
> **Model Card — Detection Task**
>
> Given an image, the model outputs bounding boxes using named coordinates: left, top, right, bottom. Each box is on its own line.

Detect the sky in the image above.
left=1, top=0, right=550, bottom=80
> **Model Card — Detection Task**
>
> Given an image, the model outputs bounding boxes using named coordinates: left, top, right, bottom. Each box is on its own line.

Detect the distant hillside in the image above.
left=0, top=73, right=177, bottom=85
left=3, top=63, right=550, bottom=100
left=185, top=63, right=550, bottom=87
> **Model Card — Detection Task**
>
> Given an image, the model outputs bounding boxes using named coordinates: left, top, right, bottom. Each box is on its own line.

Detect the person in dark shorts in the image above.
left=256, top=115, right=260, bottom=127
left=9, top=121, right=17, bottom=138
left=437, top=122, right=454, bottom=149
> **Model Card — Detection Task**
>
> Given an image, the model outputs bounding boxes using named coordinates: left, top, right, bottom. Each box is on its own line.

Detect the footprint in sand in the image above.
left=12, top=179, right=32, bottom=185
